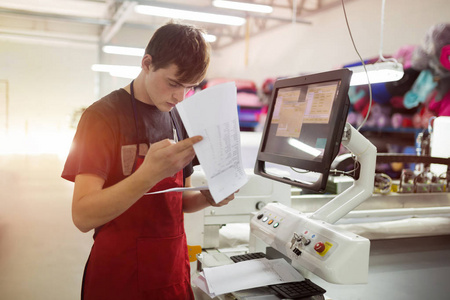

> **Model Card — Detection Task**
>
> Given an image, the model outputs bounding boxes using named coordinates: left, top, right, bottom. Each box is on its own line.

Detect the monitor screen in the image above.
left=255, top=69, right=352, bottom=192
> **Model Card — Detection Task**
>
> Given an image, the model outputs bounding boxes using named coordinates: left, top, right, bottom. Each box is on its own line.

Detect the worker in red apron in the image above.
left=62, top=23, right=237, bottom=300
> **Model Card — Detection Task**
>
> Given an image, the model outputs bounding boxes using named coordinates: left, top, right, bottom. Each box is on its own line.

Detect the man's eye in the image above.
left=168, top=82, right=179, bottom=88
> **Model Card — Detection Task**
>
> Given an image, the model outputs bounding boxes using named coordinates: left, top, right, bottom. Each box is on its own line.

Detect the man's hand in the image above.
left=139, top=136, right=202, bottom=183
left=200, top=189, right=239, bottom=207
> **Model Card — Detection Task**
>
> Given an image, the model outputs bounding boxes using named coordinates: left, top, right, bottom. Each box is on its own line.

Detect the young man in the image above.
left=62, top=22, right=237, bottom=300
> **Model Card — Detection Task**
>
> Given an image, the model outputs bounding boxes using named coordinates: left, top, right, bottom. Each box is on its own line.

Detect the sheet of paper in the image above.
left=198, top=258, right=304, bottom=296
left=192, top=273, right=216, bottom=298
left=144, top=186, right=208, bottom=195
left=176, top=82, right=249, bottom=202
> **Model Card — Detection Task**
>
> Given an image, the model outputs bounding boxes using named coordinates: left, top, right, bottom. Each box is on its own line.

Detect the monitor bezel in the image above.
left=254, top=68, right=352, bottom=192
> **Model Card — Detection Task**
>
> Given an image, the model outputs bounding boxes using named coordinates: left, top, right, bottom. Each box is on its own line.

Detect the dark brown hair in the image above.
left=145, top=22, right=211, bottom=84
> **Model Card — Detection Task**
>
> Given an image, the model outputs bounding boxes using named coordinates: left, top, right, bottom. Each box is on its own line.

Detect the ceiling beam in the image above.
left=101, top=1, right=137, bottom=44
left=0, top=27, right=98, bottom=48
left=0, top=7, right=111, bottom=26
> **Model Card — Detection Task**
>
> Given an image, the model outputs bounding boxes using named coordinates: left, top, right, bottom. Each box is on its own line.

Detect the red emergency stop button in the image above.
left=314, top=242, right=326, bottom=253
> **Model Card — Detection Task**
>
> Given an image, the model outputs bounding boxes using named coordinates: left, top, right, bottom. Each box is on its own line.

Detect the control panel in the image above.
left=250, top=203, right=370, bottom=284
left=255, top=210, right=339, bottom=260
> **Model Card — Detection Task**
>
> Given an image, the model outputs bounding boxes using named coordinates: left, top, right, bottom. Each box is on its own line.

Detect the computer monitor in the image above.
left=255, top=69, right=352, bottom=192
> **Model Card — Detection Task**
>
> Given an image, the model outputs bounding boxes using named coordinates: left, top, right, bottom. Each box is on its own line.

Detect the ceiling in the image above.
left=0, top=0, right=346, bottom=49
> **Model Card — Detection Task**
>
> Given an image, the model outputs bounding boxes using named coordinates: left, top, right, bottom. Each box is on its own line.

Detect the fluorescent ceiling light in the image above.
left=134, top=5, right=246, bottom=26
left=109, top=69, right=139, bottom=79
left=348, top=61, right=404, bottom=86
left=212, top=0, right=273, bottom=13
left=204, top=34, right=217, bottom=43
left=91, top=64, right=140, bottom=79
left=102, top=45, right=145, bottom=57
left=102, top=34, right=216, bottom=57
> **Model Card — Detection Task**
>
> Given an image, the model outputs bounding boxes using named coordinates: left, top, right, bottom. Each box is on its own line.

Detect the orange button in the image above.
left=268, top=219, right=274, bottom=225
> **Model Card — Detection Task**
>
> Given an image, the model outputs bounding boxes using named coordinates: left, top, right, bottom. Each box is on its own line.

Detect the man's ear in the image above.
left=142, top=54, right=153, bottom=71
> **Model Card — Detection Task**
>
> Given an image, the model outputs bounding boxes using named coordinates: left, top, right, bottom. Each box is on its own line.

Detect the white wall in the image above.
left=208, top=0, right=450, bottom=86
left=0, top=39, right=97, bottom=136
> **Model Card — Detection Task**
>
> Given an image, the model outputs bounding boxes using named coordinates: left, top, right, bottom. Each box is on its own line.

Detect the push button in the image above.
left=314, top=241, right=333, bottom=256
left=314, top=242, right=326, bottom=253
left=268, top=219, right=274, bottom=225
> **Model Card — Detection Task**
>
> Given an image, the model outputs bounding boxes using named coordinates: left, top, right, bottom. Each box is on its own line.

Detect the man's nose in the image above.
left=172, top=88, right=185, bottom=103
left=173, top=87, right=191, bottom=102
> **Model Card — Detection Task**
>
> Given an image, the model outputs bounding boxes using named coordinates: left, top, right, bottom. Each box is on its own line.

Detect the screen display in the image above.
left=255, top=69, right=351, bottom=192
left=262, top=80, right=341, bottom=162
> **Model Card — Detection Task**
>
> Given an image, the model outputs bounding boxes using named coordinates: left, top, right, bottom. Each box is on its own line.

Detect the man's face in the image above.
left=144, top=63, right=198, bottom=112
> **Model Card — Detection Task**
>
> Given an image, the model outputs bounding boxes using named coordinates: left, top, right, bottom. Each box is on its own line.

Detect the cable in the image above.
left=291, top=166, right=360, bottom=179
left=378, top=0, right=386, bottom=61
left=329, top=159, right=361, bottom=179
left=340, top=0, right=372, bottom=131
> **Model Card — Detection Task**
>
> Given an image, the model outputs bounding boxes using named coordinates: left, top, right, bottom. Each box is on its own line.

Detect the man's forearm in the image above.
left=182, top=190, right=211, bottom=213
left=72, top=168, right=158, bottom=232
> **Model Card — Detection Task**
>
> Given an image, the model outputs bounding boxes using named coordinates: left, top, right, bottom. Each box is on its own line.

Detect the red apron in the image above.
left=82, top=165, right=195, bottom=300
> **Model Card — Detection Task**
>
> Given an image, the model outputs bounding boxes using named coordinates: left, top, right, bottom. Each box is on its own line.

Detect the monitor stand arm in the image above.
left=310, top=123, right=377, bottom=224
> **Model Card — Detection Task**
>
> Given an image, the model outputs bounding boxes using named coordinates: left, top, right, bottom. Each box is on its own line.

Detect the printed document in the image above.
left=176, top=82, right=249, bottom=203
left=193, top=258, right=305, bottom=297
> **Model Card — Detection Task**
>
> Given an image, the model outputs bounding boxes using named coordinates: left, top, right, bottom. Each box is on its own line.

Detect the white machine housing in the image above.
left=250, top=123, right=377, bottom=284
left=431, top=116, right=450, bottom=177
left=250, top=202, right=370, bottom=284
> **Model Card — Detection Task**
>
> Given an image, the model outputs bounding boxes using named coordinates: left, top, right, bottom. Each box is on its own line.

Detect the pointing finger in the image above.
left=173, top=136, right=203, bottom=152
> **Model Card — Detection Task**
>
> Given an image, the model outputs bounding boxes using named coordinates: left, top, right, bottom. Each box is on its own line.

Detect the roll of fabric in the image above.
left=440, top=45, right=450, bottom=71
left=403, top=70, right=437, bottom=109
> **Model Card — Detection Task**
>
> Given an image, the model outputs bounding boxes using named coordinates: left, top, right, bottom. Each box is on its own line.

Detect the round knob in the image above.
left=314, top=242, right=326, bottom=253
left=255, top=201, right=266, bottom=210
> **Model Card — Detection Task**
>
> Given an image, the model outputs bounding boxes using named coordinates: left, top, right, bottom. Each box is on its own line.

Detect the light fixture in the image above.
left=134, top=5, right=246, bottom=26
left=102, top=45, right=144, bottom=57
left=349, top=61, right=404, bottom=86
left=204, top=34, right=217, bottom=43
left=102, top=33, right=216, bottom=57
left=91, top=64, right=141, bottom=79
left=212, top=0, right=273, bottom=13
left=345, top=0, right=404, bottom=87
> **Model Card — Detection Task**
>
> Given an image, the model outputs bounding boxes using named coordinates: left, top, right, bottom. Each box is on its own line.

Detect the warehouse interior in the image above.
left=0, top=0, right=450, bottom=299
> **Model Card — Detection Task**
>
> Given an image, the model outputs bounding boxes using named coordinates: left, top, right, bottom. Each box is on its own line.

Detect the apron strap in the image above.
left=130, top=80, right=140, bottom=174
